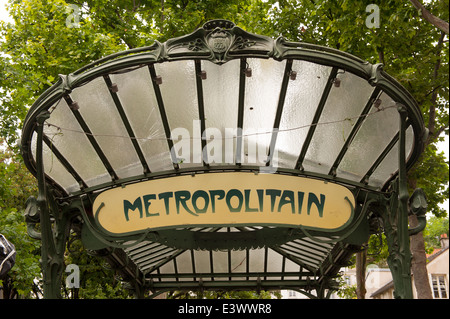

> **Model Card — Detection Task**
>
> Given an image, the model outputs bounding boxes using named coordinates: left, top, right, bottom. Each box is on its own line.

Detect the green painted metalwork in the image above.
left=27, top=112, right=73, bottom=298
left=408, top=188, right=428, bottom=236
left=20, top=19, right=428, bottom=299
left=374, top=178, right=414, bottom=299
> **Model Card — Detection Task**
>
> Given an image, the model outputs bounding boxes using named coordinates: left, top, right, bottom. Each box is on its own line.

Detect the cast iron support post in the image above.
left=383, top=106, right=414, bottom=299
left=35, top=112, right=70, bottom=299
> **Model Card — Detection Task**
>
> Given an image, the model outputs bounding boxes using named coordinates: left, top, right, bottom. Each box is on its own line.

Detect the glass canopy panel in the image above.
left=42, top=98, right=111, bottom=187
left=284, top=258, right=304, bottom=280
left=242, top=59, right=286, bottom=166
left=336, top=92, right=401, bottom=184
left=28, top=58, right=417, bottom=192
left=248, top=248, right=265, bottom=272
left=155, top=60, right=200, bottom=168
left=193, top=250, right=211, bottom=274
left=302, top=70, right=375, bottom=175
left=369, top=125, right=414, bottom=188
left=109, top=67, right=174, bottom=172
left=70, top=77, right=143, bottom=179
left=131, top=243, right=179, bottom=274
left=230, top=249, right=247, bottom=274
left=131, top=242, right=169, bottom=263
left=202, top=59, right=240, bottom=166
left=31, top=133, right=80, bottom=193
left=175, top=251, right=194, bottom=281
left=212, top=250, right=230, bottom=273
left=266, top=248, right=284, bottom=280
left=288, top=237, right=334, bottom=263
left=275, top=61, right=332, bottom=169
left=155, top=260, right=175, bottom=282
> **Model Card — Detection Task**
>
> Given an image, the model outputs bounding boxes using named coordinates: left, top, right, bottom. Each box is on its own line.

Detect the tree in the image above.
left=62, top=237, right=133, bottom=299
left=423, top=215, right=449, bottom=251
left=0, top=0, right=126, bottom=149
left=0, top=147, right=41, bottom=298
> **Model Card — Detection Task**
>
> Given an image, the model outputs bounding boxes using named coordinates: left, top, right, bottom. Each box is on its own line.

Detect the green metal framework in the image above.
left=20, top=20, right=427, bottom=299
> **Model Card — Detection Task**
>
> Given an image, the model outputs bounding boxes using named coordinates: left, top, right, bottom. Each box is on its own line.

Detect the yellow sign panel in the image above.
left=93, top=173, right=355, bottom=235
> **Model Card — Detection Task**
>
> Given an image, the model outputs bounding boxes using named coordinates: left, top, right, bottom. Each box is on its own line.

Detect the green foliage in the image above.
left=0, top=148, right=40, bottom=298
left=367, top=233, right=389, bottom=267
left=336, top=276, right=357, bottom=299
left=0, top=0, right=125, bottom=149
left=423, top=215, right=449, bottom=250
left=62, top=238, right=132, bottom=299
left=410, top=145, right=449, bottom=217
left=168, top=290, right=281, bottom=299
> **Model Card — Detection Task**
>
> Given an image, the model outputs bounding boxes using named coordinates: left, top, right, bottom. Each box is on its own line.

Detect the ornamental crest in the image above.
left=207, top=29, right=232, bottom=54
left=164, top=19, right=273, bottom=64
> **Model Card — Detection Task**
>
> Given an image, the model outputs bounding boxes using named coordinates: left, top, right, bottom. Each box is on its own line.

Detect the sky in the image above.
left=0, top=1, right=11, bottom=24
left=0, top=1, right=448, bottom=211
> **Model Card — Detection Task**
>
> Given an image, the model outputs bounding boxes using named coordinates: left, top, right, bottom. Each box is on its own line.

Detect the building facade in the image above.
left=371, top=234, right=449, bottom=299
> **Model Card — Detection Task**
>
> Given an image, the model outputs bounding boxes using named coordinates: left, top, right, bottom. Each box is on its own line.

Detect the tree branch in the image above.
left=409, top=0, right=449, bottom=34
left=377, top=47, right=385, bottom=65
left=427, top=31, right=446, bottom=140
left=434, top=124, right=449, bottom=141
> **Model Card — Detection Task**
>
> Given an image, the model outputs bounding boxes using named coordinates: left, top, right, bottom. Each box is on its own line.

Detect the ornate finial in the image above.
left=202, top=19, right=235, bottom=31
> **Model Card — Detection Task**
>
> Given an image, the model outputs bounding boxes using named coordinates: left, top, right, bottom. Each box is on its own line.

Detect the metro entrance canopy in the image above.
left=21, top=20, right=428, bottom=299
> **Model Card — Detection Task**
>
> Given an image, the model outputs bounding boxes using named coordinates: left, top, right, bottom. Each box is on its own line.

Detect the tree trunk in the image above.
left=356, top=249, right=367, bottom=299
left=409, top=214, right=433, bottom=299
left=407, top=173, right=433, bottom=299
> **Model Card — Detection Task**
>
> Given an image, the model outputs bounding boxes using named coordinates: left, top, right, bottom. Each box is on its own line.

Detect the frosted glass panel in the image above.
left=248, top=248, right=265, bottom=272
left=194, top=250, right=211, bottom=273
left=230, top=250, right=247, bottom=280
left=369, top=126, right=414, bottom=188
left=155, top=60, right=200, bottom=168
left=230, top=250, right=247, bottom=273
left=266, top=248, right=283, bottom=279
left=276, top=61, right=332, bottom=169
left=175, top=251, right=193, bottom=280
left=212, top=251, right=229, bottom=273
left=242, top=59, right=286, bottom=165
left=43, top=98, right=111, bottom=187
left=303, top=71, right=375, bottom=174
left=110, top=67, right=173, bottom=172
left=70, top=77, right=142, bottom=179
left=31, top=133, right=80, bottom=193
left=156, top=261, right=175, bottom=281
left=284, top=258, right=302, bottom=279
left=337, top=92, right=400, bottom=182
left=202, top=59, right=240, bottom=165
